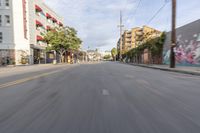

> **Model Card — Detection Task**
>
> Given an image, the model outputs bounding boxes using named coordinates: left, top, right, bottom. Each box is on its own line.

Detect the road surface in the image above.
left=0, top=62, right=200, bottom=133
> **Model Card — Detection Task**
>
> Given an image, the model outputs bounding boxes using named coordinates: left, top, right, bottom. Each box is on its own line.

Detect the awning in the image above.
left=46, top=13, right=52, bottom=19
left=46, top=26, right=51, bottom=30
left=35, top=5, right=42, bottom=12
left=52, top=18, right=57, bottom=23
left=30, top=44, right=46, bottom=50
left=37, top=35, right=44, bottom=41
left=59, top=22, right=63, bottom=26
left=36, top=20, right=43, bottom=27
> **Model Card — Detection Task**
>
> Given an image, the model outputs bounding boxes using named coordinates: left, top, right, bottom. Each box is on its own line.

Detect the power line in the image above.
left=126, top=0, right=142, bottom=28
left=122, top=0, right=128, bottom=11
left=146, top=3, right=167, bottom=25
left=146, top=0, right=170, bottom=25
left=133, top=0, right=142, bottom=16
left=117, top=11, right=124, bottom=60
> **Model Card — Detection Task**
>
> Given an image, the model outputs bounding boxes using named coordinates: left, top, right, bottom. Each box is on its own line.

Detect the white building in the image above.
left=0, top=0, right=64, bottom=65
left=102, top=50, right=111, bottom=57
left=87, top=50, right=102, bottom=62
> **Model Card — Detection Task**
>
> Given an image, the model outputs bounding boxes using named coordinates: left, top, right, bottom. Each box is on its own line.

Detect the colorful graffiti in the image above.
left=163, top=20, right=200, bottom=66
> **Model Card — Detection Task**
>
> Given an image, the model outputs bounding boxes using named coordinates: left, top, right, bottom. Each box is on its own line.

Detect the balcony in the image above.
left=37, top=41, right=47, bottom=48
left=136, top=31, right=143, bottom=36
left=36, top=30, right=41, bottom=36
left=46, top=13, right=52, bottom=19
left=36, top=20, right=43, bottom=27
left=46, top=26, right=51, bottom=31
left=126, top=33, right=132, bottom=37
left=59, top=22, right=63, bottom=27
left=136, top=36, right=143, bottom=41
left=127, top=35, right=132, bottom=37
left=52, top=17, right=58, bottom=23
left=36, top=35, right=44, bottom=41
left=35, top=5, right=43, bottom=12
left=126, top=38, right=131, bottom=41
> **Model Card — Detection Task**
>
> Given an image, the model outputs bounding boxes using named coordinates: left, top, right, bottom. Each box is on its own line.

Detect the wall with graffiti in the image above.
left=163, top=19, right=200, bottom=66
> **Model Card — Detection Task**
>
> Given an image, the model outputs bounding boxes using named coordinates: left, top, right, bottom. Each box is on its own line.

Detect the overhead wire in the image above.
left=126, top=0, right=142, bottom=28
left=132, top=0, right=142, bottom=17
left=146, top=0, right=171, bottom=25
left=146, top=4, right=167, bottom=25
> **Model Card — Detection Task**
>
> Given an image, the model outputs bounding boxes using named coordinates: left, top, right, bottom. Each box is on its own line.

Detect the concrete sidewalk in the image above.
left=128, top=63, right=200, bottom=76
left=0, top=64, right=53, bottom=71
left=0, top=63, right=72, bottom=74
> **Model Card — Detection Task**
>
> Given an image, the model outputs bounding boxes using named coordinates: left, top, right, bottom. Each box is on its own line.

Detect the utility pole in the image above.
left=118, top=11, right=124, bottom=61
left=170, top=0, right=176, bottom=68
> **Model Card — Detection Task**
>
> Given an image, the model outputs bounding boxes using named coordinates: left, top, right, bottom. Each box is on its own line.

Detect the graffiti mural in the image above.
left=163, top=19, right=200, bottom=66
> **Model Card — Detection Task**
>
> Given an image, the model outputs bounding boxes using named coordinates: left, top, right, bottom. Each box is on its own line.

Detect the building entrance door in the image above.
left=33, top=49, right=40, bottom=64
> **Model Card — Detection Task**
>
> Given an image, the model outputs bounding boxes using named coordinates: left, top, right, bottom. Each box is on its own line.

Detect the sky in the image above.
left=44, top=0, right=200, bottom=52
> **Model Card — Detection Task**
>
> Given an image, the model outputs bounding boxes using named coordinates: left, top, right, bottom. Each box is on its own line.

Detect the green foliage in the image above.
left=111, top=48, right=117, bottom=56
left=104, top=55, right=112, bottom=60
left=65, top=26, right=82, bottom=51
left=44, top=26, right=82, bottom=55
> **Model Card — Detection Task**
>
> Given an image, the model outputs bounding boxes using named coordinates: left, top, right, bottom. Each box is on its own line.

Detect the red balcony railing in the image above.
left=35, top=5, right=42, bottom=12
left=37, top=35, right=44, bottom=41
left=46, top=13, right=52, bottom=19
left=46, top=26, right=51, bottom=30
left=52, top=17, right=57, bottom=23
left=36, top=20, right=43, bottom=27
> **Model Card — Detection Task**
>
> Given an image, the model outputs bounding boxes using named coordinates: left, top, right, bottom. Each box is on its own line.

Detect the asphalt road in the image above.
left=0, top=62, right=200, bottom=133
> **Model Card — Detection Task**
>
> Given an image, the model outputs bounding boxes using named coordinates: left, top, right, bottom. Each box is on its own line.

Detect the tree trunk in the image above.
left=59, top=54, right=65, bottom=63
left=59, top=50, right=66, bottom=63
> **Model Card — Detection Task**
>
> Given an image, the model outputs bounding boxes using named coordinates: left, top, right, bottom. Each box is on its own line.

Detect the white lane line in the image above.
left=102, top=89, right=110, bottom=96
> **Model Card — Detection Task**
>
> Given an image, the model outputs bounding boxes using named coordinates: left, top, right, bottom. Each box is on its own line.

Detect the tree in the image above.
left=111, top=48, right=117, bottom=61
left=104, top=55, right=112, bottom=60
left=65, top=26, right=82, bottom=51
left=44, top=26, right=82, bottom=63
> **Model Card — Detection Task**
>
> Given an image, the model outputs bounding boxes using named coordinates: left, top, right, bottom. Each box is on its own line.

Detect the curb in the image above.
left=126, top=63, right=200, bottom=76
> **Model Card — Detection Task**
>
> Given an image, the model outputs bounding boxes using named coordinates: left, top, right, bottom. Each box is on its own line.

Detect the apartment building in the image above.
left=122, top=30, right=132, bottom=53
left=120, top=28, right=141, bottom=54
left=0, top=0, right=64, bottom=65
left=142, top=26, right=162, bottom=43
left=131, top=27, right=143, bottom=48
left=117, top=26, right=161, bottom=55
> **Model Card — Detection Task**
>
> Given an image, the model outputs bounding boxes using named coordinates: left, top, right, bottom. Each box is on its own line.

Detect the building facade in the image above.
left=117, top=26, right=161, bottom=56
left=87, top=50, right=102, bottom=62
left=163, top=19, right=200, bottom=66
left=0, top=0, right=64, bottom=65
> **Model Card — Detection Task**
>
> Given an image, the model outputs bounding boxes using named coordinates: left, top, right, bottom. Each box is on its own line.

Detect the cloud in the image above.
left=44, top=0, right=200, bottom=51
left=43, top=0, right=136, bottom=51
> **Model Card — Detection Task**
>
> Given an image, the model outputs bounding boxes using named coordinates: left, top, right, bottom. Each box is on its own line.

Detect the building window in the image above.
left=5, top=15, right=10, bottom=25
left=0, top=32, right=3, bottom=43
left=5, top=0, right=9, bottom=7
